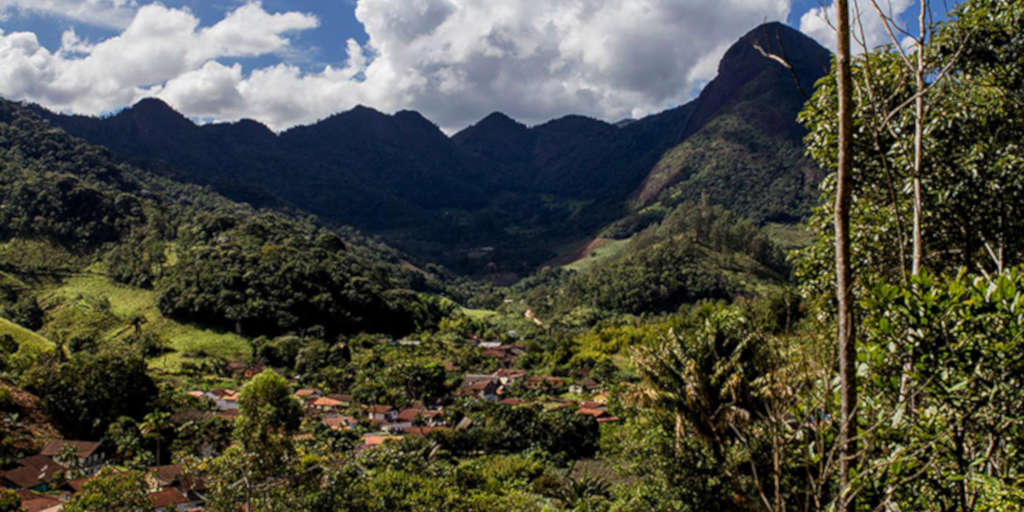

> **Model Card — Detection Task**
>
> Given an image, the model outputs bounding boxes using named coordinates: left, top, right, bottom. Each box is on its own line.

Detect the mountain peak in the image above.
left=723, top=21, right=830, bottom=77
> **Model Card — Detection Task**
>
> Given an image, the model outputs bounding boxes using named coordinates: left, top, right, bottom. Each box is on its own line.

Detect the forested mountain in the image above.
left=0, top=98, right=450, bottom=341
left=36, top=22, right=828, bottom=278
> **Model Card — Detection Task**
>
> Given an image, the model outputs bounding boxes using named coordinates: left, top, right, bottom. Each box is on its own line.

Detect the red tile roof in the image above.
left=148, top=464, right=183, bottom=487
left=2, top=455, right=65, bottom=488
left=20, top=495, right=61, bottom=512
left=67, top=475, right=93, bottom=493
left=40, top=440, right=100, bottom=459
left=149, top=487, right=189, bottom=509
left=396, top=408, right=422, bottom=422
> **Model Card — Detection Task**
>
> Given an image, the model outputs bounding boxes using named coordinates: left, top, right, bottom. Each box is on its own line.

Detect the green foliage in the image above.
left=794, top=0, right=1024, bottom=300
left=516, top=201, right=788, bottom=323
left=63, top=468, right=155, bottom=512
left=632, top=304, right=776, bottom=458
left=860, top=269, right=1024, bottom=509
left=235, top=369, right=303, bottom=455
left=437, top=403, right=599, bottom=461
left=23, top=347, right=156, bottom=439
left=0, top=489, right=18, bottom=512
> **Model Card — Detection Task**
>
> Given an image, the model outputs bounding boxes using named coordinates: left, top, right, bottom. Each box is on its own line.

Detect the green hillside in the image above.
left=0, top=97, right=453, bottom=372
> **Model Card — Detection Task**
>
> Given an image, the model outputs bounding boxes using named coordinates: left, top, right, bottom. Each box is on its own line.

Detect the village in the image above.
left=1, top=335, right=621, bottom=511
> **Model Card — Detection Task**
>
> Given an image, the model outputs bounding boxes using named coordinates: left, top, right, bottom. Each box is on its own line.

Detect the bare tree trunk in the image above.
left=835, top=1, right=857, bottom=511
left=911, top=1, right=926, bottom=277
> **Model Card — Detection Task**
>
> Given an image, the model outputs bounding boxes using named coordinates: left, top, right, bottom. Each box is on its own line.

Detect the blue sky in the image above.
left=0, top=0, right=950, bottom=132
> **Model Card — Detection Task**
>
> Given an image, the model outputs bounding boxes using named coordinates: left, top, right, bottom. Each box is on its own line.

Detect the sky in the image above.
left=0, top=0, right=950, bottom=133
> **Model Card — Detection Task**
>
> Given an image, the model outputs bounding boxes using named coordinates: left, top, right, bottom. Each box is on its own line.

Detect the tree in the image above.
left=0, top=490, right=19, bottom=512
left=139, top=411, right=172, bottom=465
left=205, top=369, right=305, bottom=512
left=63, top=468, right=155, bottom=512
left=23, top=348, right=157, bottom=439
left=834, top=1, right=857, bottom=510
left=632, top=305, right=773, bottom=459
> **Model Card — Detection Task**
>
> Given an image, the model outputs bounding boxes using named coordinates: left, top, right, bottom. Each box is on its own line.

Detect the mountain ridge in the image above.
left=30, top=21, right=830, bottom=279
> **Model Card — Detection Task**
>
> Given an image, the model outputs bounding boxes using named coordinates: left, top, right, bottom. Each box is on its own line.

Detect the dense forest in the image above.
left=0, top=1, right=1023, bottom=510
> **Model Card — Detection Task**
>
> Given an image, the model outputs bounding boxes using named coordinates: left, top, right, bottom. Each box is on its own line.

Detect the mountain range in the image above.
left=33, top=22, right=830, bottom=280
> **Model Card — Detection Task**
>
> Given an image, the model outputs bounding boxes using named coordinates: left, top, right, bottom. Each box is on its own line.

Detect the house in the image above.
left=577, top=407, right=621, bottom=423
left=367, top=405, right=397, bottom=422
left=311, top=396, right=344, bottom=412
left=323, top=415, right=358, bottom=431
left=146, top=464, right=183, bottom=490
left=149, top=487, right=191, bottom=511
left=294, top=388, right=318, bottom=401
left=360, top=433, right=401, bottom=449
left=1, top=455, right=65, bottom=490
left=419, top=409, right=445, bottom=426
left=41, top=440, right=103, bottom=472
left=467, top=379, right=501, bottom=401
left=242, top=364, right=266, bottom=379
left=495, top=369, right=527, bottom=384
left=499, top=398, right=526, bottom=406
left=66, top=475, right=94, bottom=493
left=325, top=393, right=353, bottom=407
left=206, top=389, right=239, bottom=410
left=224, top=361, right=247, bottom=376
left=19, top=493, right=62, bottom=512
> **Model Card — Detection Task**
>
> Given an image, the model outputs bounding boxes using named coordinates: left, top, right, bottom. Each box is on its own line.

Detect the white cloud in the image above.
left=0, top=0, right=139, bottom=29
left=0, top=0, right=796, bottom=132
left=799, top=0, right=916, bottom=53
left=0, top=2, right=318, bottom=118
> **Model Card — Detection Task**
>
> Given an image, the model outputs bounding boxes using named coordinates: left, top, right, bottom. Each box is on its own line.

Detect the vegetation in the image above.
left=0, top=5, right=1022, bottom=511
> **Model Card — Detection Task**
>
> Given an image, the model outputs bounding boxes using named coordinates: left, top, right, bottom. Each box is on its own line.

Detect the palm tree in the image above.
left=139, top=411, right=171, bottom=465
left=632, top=305, right=770, bottom=460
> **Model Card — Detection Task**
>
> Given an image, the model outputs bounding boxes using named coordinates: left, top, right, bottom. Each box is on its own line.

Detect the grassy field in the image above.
left=0, top=317, right=53, bottom=353
left=462, top=308, right=499, bottom=321
left=564, top=238, right=633, bottom=272
left=42, top=274, right=251, bottom=364
left=763, top=222, right=813, bottom=252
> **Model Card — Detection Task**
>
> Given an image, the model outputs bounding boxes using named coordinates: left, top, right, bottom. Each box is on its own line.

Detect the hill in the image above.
left=35, top=22, right=829, bottom=280
left=0, top=97, right=453, bottom=371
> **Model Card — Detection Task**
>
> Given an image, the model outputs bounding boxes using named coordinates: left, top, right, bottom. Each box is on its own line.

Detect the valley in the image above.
left=1, top=5, right=1022, bottom=510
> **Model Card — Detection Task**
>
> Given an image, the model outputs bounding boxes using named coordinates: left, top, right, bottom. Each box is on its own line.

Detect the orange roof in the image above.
left=312, top=397, right=343, bottom=407
left=362, top=434, right=401, bottom=446
left=324, top=416, right=356, bottom=430
left=295, top=388, right=317, bottom=398
left=577, top=407, right=608, bottom=418
left=368, top=405, right=394, bottom=414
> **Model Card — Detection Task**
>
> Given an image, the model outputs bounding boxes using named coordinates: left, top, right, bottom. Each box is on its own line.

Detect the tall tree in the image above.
left=834, top=0, right=857, bottom=510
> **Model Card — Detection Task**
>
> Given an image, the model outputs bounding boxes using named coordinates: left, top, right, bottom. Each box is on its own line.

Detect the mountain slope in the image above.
left=0, top=98, right=451, bottom=357
left=36, top=22, right=829, bottom=280
left=625, top=22, right=829, bottom=229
